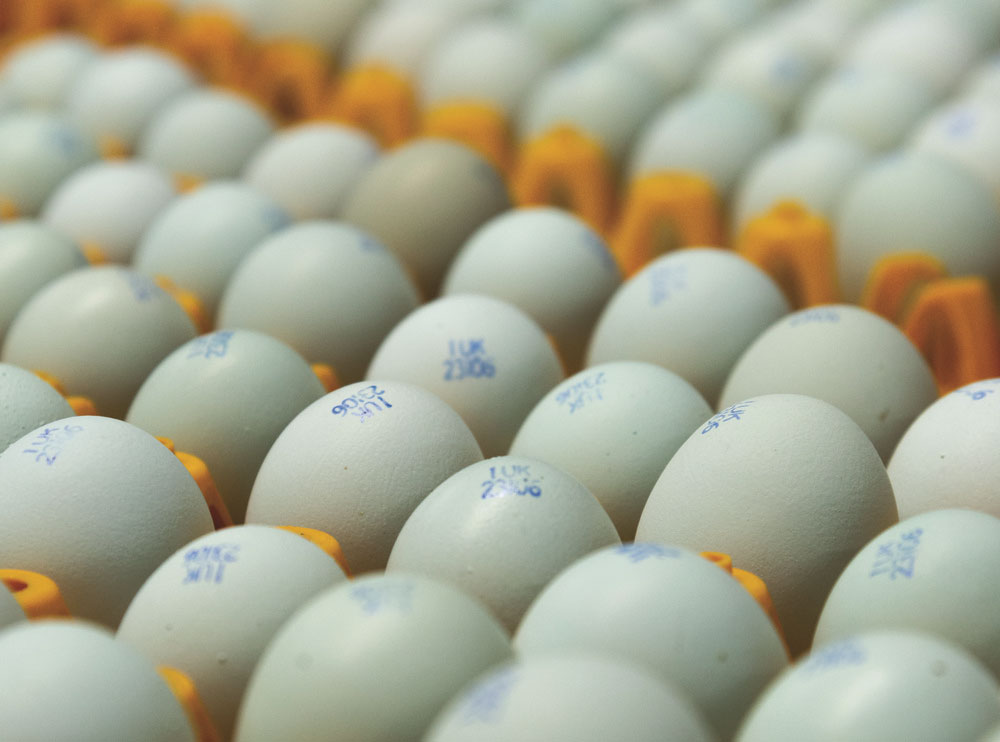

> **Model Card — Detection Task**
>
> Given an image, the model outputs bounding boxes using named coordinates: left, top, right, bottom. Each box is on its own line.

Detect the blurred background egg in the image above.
left=0, top=362, right=74, bottom=452
left=0, top=33, right=99, bottom=111
left=0, top=582, right=25, bottom=630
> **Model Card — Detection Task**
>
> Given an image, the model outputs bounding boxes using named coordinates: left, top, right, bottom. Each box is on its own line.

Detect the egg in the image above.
left=797, top=65, right=936, bottom=151
left=118, top=525, right=347, bottom=738
left=137, top=88, right=275, bottom=182
left=732, top=132, right=872, bottom=236
left=637, top=393, right=898, bottom=655
left=235, top=573, right=513, bottom=742
left=0, top=33, right=99, bottom=110
left=64, top=47, right=197, bottom=156
left=0, top=220, right=87, bottom=345
left=515, top=543, right=787, bottom=739
left=242, top=122, right=379, bottom=220
left=366, top=294, right=564, bottom=456
left=217, top=221, right=420, bottom=383
left=126, top=329, right=326, bottom=522
left=962, top=54, right=1000, bottom=103
left=814, top=509, right=1000, bottom=676
left=587, top=248, right=790, bottom=406
left=387, top=455, right=620, bottom=630
left=240, top=0, right=373, bottom=51
left=0, top=362, right=74, bottom=453
left=767, top=1, right=862, bottom=63
left=0, top=583, right=25, bottom=630
left=0, top=620, right=195, bottom=742
left=246, top=380, right=483, bottom=573
left=425, top=653, right=715, bottom=742
left=132, top=181, right=290, bottom=320
left=0, top=112, right=100, bottom=216
left=673, top=0, right=768, bottom=46
left=41, top=160, right=177, bottom=263
left=736, top=631, right=1000, bottom=742
left=2, top=266, right=197, bottom=418
left=442, top=207, right=621, bottom=371
left=509, top=362, right=711, bottom=539
left=0, top=415, right=212, bottom=626
left=888, top=379, right=1000, bottom=517
left=720, top=305, right=937, bottom=461
left=511, top=0, right=620, bottom=60
left=339, top=138, right=510, bottom=298
left=834, top=152, right=1000, bottom=302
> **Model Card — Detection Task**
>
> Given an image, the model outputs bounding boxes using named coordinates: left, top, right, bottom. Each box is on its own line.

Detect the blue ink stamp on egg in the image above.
left=350, top=582, right=414, bottom=616
left=460, top=668, right=519, bottom=726
left=954, top=379, right=1000, bottom=401
left=182, top=544, right=240, bottom=584
left=332, top=385, right=392, bottom=422
left=614, top=543, right=682, bottom=563
left=481, top=463, right=542, bottom=499
left=125, top=272, right=161, bottom=302
left=187, top=330, right=235, bottom=360
left=649, top=264, right=688, bottom=306
left=803, top=640, right=867, bottom=673
left=869, top=528, right=923, bottom=580
left=789, top=307, right=840, bottom=326
left=444, top=338, right=496, bottom=381
left=701, top=401, right=753, bottom=435
left=22, top=424, right=84, bottom=466
left=555, top=371, right=606, bottom=413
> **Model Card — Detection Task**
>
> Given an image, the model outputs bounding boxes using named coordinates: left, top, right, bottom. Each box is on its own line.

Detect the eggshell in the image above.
left=0, top=362, right=74, bottom=453
left=963, top=54, right=1000, bottom=103
left=0, top=112, right=100, bottom=216
left=425, top=653, right=716, bottom=742
left=636, top=393, right=898, bottom=655
left=0, top=585, right=25, bottom=630
left=126, top=329, right=326, bottom=522
left=0, top=220, right=87, bottom=345
left=242, top=123, right=379, bottom=220
left=133, top=181, right=290, bottom=319
left=366, top=294, right=564, bottom=456
left=587, top=248, right=790, bottom=406
left=0, top=416, right=212, bottom=626
left=339, top=138, right=510, bottom=297
left=511, top=0, right=620, bottom=60
left=0, top=621, right=194, bottom=742
left=386, top=455, right=620, bottom=630
left=509, top=362, right=711, bottom=538
left=674, top=0, right=768, bottom=45
left=235, top=573, right=513, bottom=742
left=814, top=509, right=1000, bottom=675
left=0, top=34, right=99, bottom=110
left=767, top=1, right=860, bottom=63
left=344, top=3, right=472, bottom=74
left=118, top=525, right=347, bottom=738
left=242, top=0, right=373, bottom=50
left=443, top=207, right=621, bottom=371
left=515, top=543, right=787, bottom=739
left=64, top=47, right=197, bottom=152
left=41, top=160, right=176, bottom=263
left=246, top=380, right=483, bottom=574
left=137, top=89, right=275, bottom=181
left=834, top=153, right=1000, bottom=302
left=736, top=631, right=1000, bottom=742
left=2, top=266, right=197, bottom=418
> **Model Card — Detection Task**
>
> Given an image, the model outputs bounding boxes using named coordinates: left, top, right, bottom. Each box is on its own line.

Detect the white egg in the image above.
left=0, top=220, right=87, bottom=345
left=673, top=0, right=768, bottom=46
left=2, top=266, right=197, bottom=418
left=235, top=573, right=513, bottom=742
left=732, top=132, right=872, bottom=236
left=387, top=455, right=620, bottom=630
left=126, top=329, right=326, bottom=522
left=339, top=138, right=510, bottom=298
left=0, top=621, right=195, bottom=742
left=888, top=379, right=1000, bottom=517
left=720, top=305, right=937, bottom=461
left=137, top=88, right=275, bottom=182
left=0, top=362, right=74, bottom=453
left=0, top=583, right=25, bottom=630
left=246, top=380, right=483, bottom=573
left=0, top=416, right=212, bottom=626
left=767, top=1, right=861, bottom=63
left=962, top=54, right=1000, bottom=103
left=509, top=362, right=711, bottom=539
left=344, top=3, right=472, bottom=74
left=242, top=0, right=373, bottom=51
left=41, top=160, right=177, bottom=263
left=814, top=509, right=1000, bottom=676
left=511, top=0, right=620, bottom=60
left=515, top=543, right=787, bottom=739
left=118, top=525, right=347, bottom=738
left=0, top=112, right=100, bottom=216
left=629, top=88, right=780, bottom=198
left=637, top=393, right=898, bottom=655
left=366, top=294, right=564, bottom=456
left=242, top=123, right=379, bottom=220
left=425, top=653, right=715, bottom=742
left=797, top=65, right=936, bottom=151
left=736, top=631, right=1000, bottom=742
left=133, top=181, right=290, bottom=320
left=587, top=248, right=790, bottom=406
left=0, top=33, right=99, bottom=110
left=834, top=152, right=1000, bottom=302
left=64, top=47, right=197, bottom=155
left=443, top=207, right=621, bottom=371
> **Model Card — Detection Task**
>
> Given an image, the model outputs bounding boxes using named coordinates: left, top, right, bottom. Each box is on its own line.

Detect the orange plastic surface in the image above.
left=0, top=569, right=71, bottom=619
left=330, top=65, right=417, bottom=148
left=154, top=275, right=211, bottom=333
left=861, top=252, right=948, bottom=323
left=0, top=197, right=18, bottom=220
left=423, top=102, right=513, bottom=174
left=80, top=241, right=108, bottom=265
left=33, top=369, right=66, bottom=395
left=736, top=201, right=840, bottom=309
left=311, top=363, right=340, bottom=393
left=3, top=0, right=102, bottom=34
left=66, top=395, right=97, bottom=416
left=158, top=666, right=221, bottom=742
left=512, top=125, right=616, bottom=235
left=613, top=172, right=723, bottom=277
left=98, top=135, right=130, bottom=160
left=90, top=0, right=177, bottom=46
left=172, top=172, right=206, bottom=193
left=157, top=437, right=235, bottom=531
left=277, top=526, right=352, bottom=577
left=250, top=39, right=333, bottom=123
left=167, top=9, right=252, bottom=87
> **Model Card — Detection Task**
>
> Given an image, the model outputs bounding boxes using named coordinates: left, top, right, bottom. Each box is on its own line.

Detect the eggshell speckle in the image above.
left=0, top=362, right=74, bottom=453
